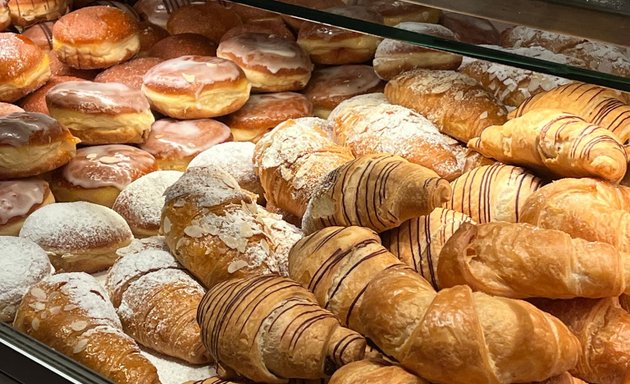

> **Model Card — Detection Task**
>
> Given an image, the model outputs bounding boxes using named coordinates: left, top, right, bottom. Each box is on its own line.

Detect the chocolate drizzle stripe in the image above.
left=332, top=333, right=364, bottom=364
left=412, top=219, right=422, bottom=274
left=239, top=282, right=301, bottom=334
left=424, top=214, right=438, bottom=290
left=279, top=306, right=325, bottom=342
left=353, top=156, right=377, bottom=229
left=311, top=227, right=346, bottom=253
left=289, top=313, right=332, bottom=350
left=260, top=300, right=312, bottom=340
left=344, top=284, right=368, bottom=326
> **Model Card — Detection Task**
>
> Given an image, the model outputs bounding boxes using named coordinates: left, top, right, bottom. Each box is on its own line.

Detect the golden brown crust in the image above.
left=137, top=21, right=169, bottom=56
left=53, top=6, right=139, bottom=45
left=147, top=33, right=217, bottom=60
left=7, top=0, right=70, bottom=27
left=21, top=21, right=55, bottom=51
left=0, top=33, right=51, bottom=102
left=166, top=3, right=241, bottom=44
left=439, top=12, right=499, bottom=45
left=94, top=57, right=162, bottom=90
left=20, top=75, right=84, bottom=114
left=220, top=18, right=294, bottom=42
left=329, top=359, right=427, bottom=384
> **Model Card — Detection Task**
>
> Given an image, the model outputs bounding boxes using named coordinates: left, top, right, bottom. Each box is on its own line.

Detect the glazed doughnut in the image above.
left=94, top=57, right=163, bottom=90
left=362, top=0, right=441, bottom=26
left=51, top=145, right=158, bottom=207
left=7, top=0, right=70, bottom=28
left=142, top=55, right=251, bottom=119
left=297, top=6, right=383, bottom=65
left=303, top=65, right=384, bottom=118
left=46, top=80, right=154, bottom=144
left=20, top=75, right=83, bottom=114
left=439, top=12, right=500, bottom=45
left=134, top=0, right=198, bottom=29
left=166, top=2, right=241, bottom=44
left=136, top=21, right=169, bottom=57
left=0, top=112, right=77, bottom=180
left=0, top=102, right=24, bottom=115
left=373, top=22, right=462, bottom=80
left=0, top=33, right=51, bottom=103
left=220, top=18, right=295, bottom=42
left=0, top=237, right=53, bottom=322
left=112, top=170, right=182, bottom=237
left=52, top=6, right=140, bottom=70
left=217, top=33, right=313, bottom=92
left=0, top=178, right=55, bottom=236
left=222, top=92, right=312, bottom=142
left=147, top=33, right=216, bottom=60
left=21, top=22, right=54, bottom=51
left=0, top=0, right=9, bottom=31
left=19, top=201, right=134, bottom=272
left=140, top=118, right=232, bottom=170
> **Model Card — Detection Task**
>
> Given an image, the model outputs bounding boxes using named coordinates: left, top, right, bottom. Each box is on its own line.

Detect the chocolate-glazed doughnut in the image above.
left=0, top=178, right=55, bottom=235
left=0, top=33, right=51, bottom=102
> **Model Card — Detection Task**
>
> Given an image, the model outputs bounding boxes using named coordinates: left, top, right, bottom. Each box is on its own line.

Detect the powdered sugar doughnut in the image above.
left=19, top=201, right=133, bottom=273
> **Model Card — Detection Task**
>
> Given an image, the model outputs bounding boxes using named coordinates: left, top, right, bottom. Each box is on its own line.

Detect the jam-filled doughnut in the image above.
left=220, top=19, right=294, bottom=42
left=46, top=80, right=154, bottom=144
left=217, top=32, right=313, bottom=93
left=136, top=21, right=169, bottom=57
left=142, top=55, right=251, bottom=119
left=166, top=2, right=241, bottom=44
left=19, top=201, right=133, bottom=272
left=140, top=118, right=232, bottom=170
left=21, top=22, right=54, bottom=51
left=222, top=92, right=312, bottom=142
left=147, top=33, right=216, bottom=60
left=7, top=0, right=70, bottom=28
left=0, top=112, right=77, bottom=180
left=303, top=65, right=384, bottom=118
left=20, top=75, right=83, bottom=115
left=52, top=6, right=140, bottom=69
left=0, top=102, right=24, bottom=116
left=0, top=33, right=51, bottom=103
left=94, top=57, right=162, bottom=90
left=51, top=144, right=158, bottom=207
left=0, top=179, right=55, bottom=235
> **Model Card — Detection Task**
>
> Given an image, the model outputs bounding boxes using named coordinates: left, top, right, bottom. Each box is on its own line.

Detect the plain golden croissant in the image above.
left=184, top=378, right=326, bottom=384
left=253, top=117, right=354, bottom=219
left=329, top=359, right=427, bottom=384
left=161, top=166, right=303, bottom=288
left=469, top=109, right=627, bottom=182
left=197, top=275, right=366, bottom=383
left=105, top=249, right=208, bottom=364
left=438, top=221, right=630, bottom=299
left=289, top=226, right=581, bottom=384
left=13, top=273, right=161, bottom=384
left=445, top=163, right=545, bottom=223
left=302, top=154, right=452, bottom=235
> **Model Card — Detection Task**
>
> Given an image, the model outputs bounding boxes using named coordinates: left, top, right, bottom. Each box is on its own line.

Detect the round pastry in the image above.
left=142, top=55, right=251, bottom=119
left=0, top=112, right=77, bottom=180
left=439, top=12, right=500, bottom=45
left=140, top=118, right=232, bottom=170
left=20, top=75, right=83, bottom=114
left=21, top=22, right=54, bottom=51
left=94, top=57, right=162, bottom=90
left=362, top=0, right=441, bottom=26
left=137, top=21, right=169, bottom=57
left=112, top=170, right=182, bottom=237
left=51, top=145, right=158, bottom=207
left=46, top=80, right=154, bottom=144
left=278, top=0, right=344, bottom=30
left=19, top=201, right=134, bottom=272
left=0, top=102, right=24, bottom=115
left=166, top=2, right=241, bottom=44
left=222, top=92, right=312, bottom=142
left=220, top=19, right=294, bottom=42
left=52, top=6, right=140, bottom=69
left=48, top=50, right=100, bottom=79
left=133, top=0, right=202, bottom=29
left=297, top=6, right=383, bottom=65
left=217, top=32, right=313, bottom=93
left=0, top=236, right=53, bottom=322
left=7, top=0, right=70, bottom=28
left=0, top=33, right=51, bottom=103
left=0, top=179, right=55, bottom=236
left=372, top=22, right=462, bottom=80
left=227, top=2, right=279, bottom=22
left=303, top=65, right=384, bottom=118
left=0, top=1, right=9, bottom=31
left=86, top=0, right=141, bottom=20
left=147, top=33, right=216, bottom=60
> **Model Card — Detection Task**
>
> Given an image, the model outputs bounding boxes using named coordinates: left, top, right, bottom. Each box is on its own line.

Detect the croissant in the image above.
left=184, top=378, right=326, bottom=384
left=106, top=249, right=208, bottom=364
left=302, top=154, right=452, bottom=235
left=197, top=275, right=366, bottom=383
left=445, top=163, right=545, bottom=223
left=253, top=117, right=354, bottom=219
left=469, top=109, right=627, bottom=182
left=329, top=359, right=427, bottom=384
left=13, top=273, right=161, bottom=384
left=536, top=373, right=587, bottom=384
left=161, top=166, right=303, bottom=288
left=289, top=226, right=581, bottom=384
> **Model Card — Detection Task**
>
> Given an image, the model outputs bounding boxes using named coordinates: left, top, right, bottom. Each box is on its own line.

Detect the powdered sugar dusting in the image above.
left=327, top=93, right=389, bottom=124
left=187, top=142, right=259, bottom=192
left=116, top=236, right=169, bottom=257
left=141, top=347, right=214, bottom=384
left=376, top=22, right=458, bottom=56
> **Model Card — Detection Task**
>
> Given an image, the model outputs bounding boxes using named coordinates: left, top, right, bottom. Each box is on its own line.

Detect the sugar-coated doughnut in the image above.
left=140, top=118, right=232, bottom=170
left=362, top=0, right=441, bottom=26
left=94, top=57, right=163, bottom=90
left=20, top=75, right=83, bottom=115
left=223, top=92, right=312, bottom=142
left=7, top=0, right=70, bottom=28
left=0, top=1, right=9, bottom=31
left=134, top=0, right=199, bottom=29
left=51, top=145, right=158, bottom=207
left=439, top=12, right=500, bottom=45
left=0, top=33, right=51, bottom=103
left=0, top=179, right=55, bottom=235
left=52, top=6, right=140, bottom=69
left=0, top=236, right=53, bottom=322
left=304, top=65, right=383, bottom=118
left=21, top=22, right=54, bottom=51
left=112, top=170, right=182, bottom=237
left=0, top=102, right=24, bottom=115
left=142, top=55, right=251, bottom=119
left=136, top=21, right=169, bottom=57
left=19, top=201, right=133, bottom=272
left=0, top=112, right=77, bottom=180
left=46, top=80, right=154, bottom=144
left=147, top=33, right=216, bottom=60
left=217, top=33, right=312, bottom=93
left=220, top=19, right=294, bottom=42
left=166, top=2, right=241, bottom=44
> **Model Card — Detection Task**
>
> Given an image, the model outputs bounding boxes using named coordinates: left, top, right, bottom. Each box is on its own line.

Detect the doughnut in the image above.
left=94, top=57, right=163, bottom=90
left=85, top=0, right=141, bottom=20
left=0, top=102, right=24, bottom=115
left=20, top=75, right=83, bottom=114
left=142, top=55, right=251, bottom=119
left=0, top=237, right=53, bottom=322
left=226, top=2, right=280, bottom=22
left=166, top=2, right=241, bottom=44
left=134, top=0, right=198, bottom=29
left=217, top=33, right=313, bottom=92
left=222, top=92, right=312, bottom=141
left=303, top=65, right=383, bottom=118
left=0, top=112, right=77, bottom=180
left=46, top=80, right=154, bottom=144
left=137, top=21, right=169, bottom=57
left=0, top=179, right=55, bottom=235
left=147, top=33, right=216, bottom=60
left=112, top=170, right=182, bottom=237
left=7, top=0, right=70, bottom=28
left=0, top=0, right=9, bottom=31
left=19, top=201, right=134, bottom=272
left=220, top=18, right=294, bottom=42
left=361, top=0, right=441, bottom=25
left=278, top=0, right=344, bottom=30
left=439, top=12, right=500, bottom=45
left=51, top=145, right=158, bottom=207
left=21, top=22, right=54, bottom=51
left=373, top=22, right=462, bottom=80
left=48, top=51, right=100, bottom=79
left=297, top=6, right=383, bottom=65
left=0, top=33, right=51, bottom=103
left=52, top=6, right=140, bottom=70
left=140, top=118, right=232, bottom=170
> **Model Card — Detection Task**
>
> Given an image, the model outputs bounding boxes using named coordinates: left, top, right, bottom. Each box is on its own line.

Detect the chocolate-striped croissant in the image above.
left=197, top=275, right=366, bottom=383
left=329, top=359, right=427, bottom=384
left=302, top=154, right=452, bottom=235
